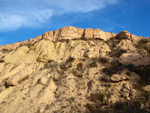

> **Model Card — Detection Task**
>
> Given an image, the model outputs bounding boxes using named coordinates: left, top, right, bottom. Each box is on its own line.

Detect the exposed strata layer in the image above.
left=0, top=26, right=144, bottom=52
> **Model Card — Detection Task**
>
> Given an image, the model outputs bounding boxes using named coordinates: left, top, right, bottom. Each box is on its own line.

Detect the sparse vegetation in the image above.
left=72, top=68, right=84, bottom=78
left=98, top=57, right=110, bottom=65
left=125, top=64, right=150, bottom=86
left=110, top=48, right=127, bottom=58
left=1, top=27, right=150, bottom=113
left=59, top=58, right=73, bottom=71
left=86, top=88, right=112, bottom=112
left=102, top=59, right=123, bottom=76
left=106, top=38, right=120, bottom=48
left=88, top=60, right=98, bottom=67
left=89, top=88, right=111, bottom=104
left=136, top=38, right=150, bottom=56
left=87, top=96, right=150, bottom=113
left=44, top=60, right=57, bottom=68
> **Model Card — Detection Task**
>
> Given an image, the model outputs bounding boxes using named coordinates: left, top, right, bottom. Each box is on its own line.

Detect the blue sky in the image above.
left=0, top=0, right=150, bottom=45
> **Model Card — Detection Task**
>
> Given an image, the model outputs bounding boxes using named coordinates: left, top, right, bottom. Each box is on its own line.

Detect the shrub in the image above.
left=102, top=60, right=123, bottom=76
left=89, top=88, right=111, bottom=105
left=106, top=38, right=120, bottom=48
left=98, top=57, right=109, bottom=65
left=110, top=49, right=127, bottom=58
left=88, top=60, right=98, bottom=68
left=126, top=65, right=150, bottom=86
left=136, top=38, right=150, bottom=57
left=44, top=61, right=57, bottom=69
left=0, top=59, right=4, bottom=63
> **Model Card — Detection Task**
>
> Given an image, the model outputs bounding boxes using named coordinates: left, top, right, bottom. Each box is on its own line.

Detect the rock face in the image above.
left=0, top=26, right=150, bottom=113
left=0, top=26, right=114, bottom=52
left=0, top=26, right=144, bottom=52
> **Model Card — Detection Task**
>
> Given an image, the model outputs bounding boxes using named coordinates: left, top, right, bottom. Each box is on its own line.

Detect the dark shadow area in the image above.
left=86, top=92, right=150, bottom=113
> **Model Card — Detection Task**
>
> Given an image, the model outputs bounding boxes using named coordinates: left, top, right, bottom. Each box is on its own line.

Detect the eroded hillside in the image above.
left=0, top=26, right=150, bottom=113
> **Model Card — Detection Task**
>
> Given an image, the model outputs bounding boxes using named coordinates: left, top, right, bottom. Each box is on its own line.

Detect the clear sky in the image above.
left=0, top=0, right=150, bottom=45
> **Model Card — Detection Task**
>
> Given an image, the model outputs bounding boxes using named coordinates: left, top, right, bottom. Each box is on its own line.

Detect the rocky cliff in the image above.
left=0, top=26, right=150, bottom=113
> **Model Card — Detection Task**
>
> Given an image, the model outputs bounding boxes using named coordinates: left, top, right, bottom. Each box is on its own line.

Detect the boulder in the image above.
left=117, top=39, right=136, bottom=51
left=116, top=30, right=131, bottom=39
left=111, top=74, right=128, bottom=82
left=119, top=52, right=150, bottom=66
left=144, top=85, right=150, bottom=92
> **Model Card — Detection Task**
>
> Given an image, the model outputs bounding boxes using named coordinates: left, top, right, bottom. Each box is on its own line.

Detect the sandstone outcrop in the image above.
left=59, top=26, right=84, bottom=40
left=116, top=30, right=131, bottom=39
left=0, top=26, right=145, bottom=53
left=116, top=30, right=144, bottom=41
left=0, top=26, right=149, bottom=113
